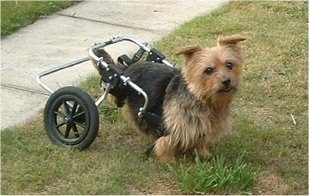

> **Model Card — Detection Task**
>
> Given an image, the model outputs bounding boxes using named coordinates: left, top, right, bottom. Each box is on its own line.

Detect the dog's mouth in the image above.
left=218, top=87, right=237, bottom=94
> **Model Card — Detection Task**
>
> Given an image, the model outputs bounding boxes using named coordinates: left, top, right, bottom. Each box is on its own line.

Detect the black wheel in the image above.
left=44, top=86, right=99, bottom=150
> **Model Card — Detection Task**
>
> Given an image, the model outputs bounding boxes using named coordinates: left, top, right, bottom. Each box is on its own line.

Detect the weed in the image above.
left=169, top=152, right=259, bottom=194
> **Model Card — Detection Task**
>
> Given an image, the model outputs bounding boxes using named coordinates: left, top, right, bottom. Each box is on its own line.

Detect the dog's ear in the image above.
left=176, top=45, right=203, bottom=60
left=217, top=34, right=246, bottom=46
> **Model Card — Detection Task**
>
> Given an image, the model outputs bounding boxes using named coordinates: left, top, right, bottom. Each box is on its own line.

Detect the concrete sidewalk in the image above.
left=0, top=1, right=228, bottom=130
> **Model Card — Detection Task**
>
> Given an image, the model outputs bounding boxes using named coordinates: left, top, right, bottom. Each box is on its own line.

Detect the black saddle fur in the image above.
left=113, top=61, right=180, bottom=136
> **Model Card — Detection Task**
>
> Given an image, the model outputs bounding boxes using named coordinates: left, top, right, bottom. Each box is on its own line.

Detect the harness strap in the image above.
left=117, top=54, right=133, bottom=66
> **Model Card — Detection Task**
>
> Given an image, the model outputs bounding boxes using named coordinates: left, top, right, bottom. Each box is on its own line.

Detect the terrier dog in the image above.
left=91, top=35, right=246, bottom=161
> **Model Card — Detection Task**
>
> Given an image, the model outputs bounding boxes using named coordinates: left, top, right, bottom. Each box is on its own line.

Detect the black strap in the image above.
left=117, top=54, right=133, bottom=66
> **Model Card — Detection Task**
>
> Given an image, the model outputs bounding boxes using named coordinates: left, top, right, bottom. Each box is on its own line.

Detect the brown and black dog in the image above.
left=91, top=35, right=246, bottom=162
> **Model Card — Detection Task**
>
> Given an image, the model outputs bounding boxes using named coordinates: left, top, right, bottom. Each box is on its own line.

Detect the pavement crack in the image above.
left=1, top=83, right=50, bottom=96
left=56, top=13, right=161, bottom=33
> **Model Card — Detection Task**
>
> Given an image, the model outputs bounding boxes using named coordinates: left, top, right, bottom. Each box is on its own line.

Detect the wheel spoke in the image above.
left=75, top=121, right=86, bottom=129
left=64, top=124, right=72, bottom=138
left=72, top=123, right=80, bottom=137
left=56, top=122, right=66, bottom=128
left=54, top=111, right=66, bottom=118
left=62, top=101, right=71, bottom=115
left=71, top=102, right=78, bottom=116
left=73, top=110, right=85, bottom=119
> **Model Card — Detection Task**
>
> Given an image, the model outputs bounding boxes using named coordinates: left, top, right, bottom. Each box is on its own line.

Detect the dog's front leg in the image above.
left=194, top=141, right=213, bottom=160
left=154, top=136, right=176, bottom=162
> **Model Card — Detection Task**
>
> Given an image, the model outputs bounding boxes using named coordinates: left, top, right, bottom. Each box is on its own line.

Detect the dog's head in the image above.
left=177, top=34, right=246, bottom=106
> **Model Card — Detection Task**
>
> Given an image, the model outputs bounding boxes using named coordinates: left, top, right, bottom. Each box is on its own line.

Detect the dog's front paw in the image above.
left=195, top=145, right=213, bottom=161
left=154, top=136, right=176, bottom=162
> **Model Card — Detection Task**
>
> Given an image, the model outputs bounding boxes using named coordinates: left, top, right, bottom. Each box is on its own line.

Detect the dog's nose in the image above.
left=222, top=77, right=231, bottom=87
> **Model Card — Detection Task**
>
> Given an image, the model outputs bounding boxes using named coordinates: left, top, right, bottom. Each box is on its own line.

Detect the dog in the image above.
left=91, top=34, right=246, bottom=162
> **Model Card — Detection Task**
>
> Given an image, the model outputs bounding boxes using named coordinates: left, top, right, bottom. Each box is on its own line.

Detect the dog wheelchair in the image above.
left=36, top=36, right=175, bottom=150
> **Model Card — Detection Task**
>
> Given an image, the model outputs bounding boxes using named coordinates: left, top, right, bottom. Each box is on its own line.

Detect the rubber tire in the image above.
left=44, top=86, right=99, bottom=150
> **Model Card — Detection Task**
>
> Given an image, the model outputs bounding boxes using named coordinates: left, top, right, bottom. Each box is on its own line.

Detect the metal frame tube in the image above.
left=36, top=57, right=90, bottom=94
left=95, top=83, right=111, bottom=106
left=119, top=75, right=148, bottom=117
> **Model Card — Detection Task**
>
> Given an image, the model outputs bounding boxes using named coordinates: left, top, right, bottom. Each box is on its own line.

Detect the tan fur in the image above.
left=154, top=136, right=176, bottom=162
left=154, top=34, right=246, bottom=161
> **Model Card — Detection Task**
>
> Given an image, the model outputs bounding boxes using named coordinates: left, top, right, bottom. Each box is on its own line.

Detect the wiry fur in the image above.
left=91, top=35, right=246, bottom=162
left=155, top=35, right=246, bottom=161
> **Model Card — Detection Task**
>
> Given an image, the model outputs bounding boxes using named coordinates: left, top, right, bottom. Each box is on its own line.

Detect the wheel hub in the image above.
left=64, top=116, right=73, bottom=124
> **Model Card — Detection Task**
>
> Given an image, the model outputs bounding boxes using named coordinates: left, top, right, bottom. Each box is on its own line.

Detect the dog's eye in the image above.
left=225, top=61, right=235, bottom=70
left=204, top=67, right=214, bottom=75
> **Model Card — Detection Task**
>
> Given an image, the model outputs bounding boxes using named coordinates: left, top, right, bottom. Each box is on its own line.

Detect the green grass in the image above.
left=169, top=152, right=259, bottom=194
left=1, top=1, right=79, bottom=37
left=1, top=1, right=308, bottom=195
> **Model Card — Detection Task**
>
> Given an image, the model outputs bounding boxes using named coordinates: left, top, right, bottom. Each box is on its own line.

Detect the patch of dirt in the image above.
left=129, top=179, right=180, bottom=195
left=253, top=169, right=289, bottom=194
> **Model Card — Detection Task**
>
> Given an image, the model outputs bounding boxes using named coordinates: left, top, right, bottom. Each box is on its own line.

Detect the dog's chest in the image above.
left=164, top=91, right=231, bottom=138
